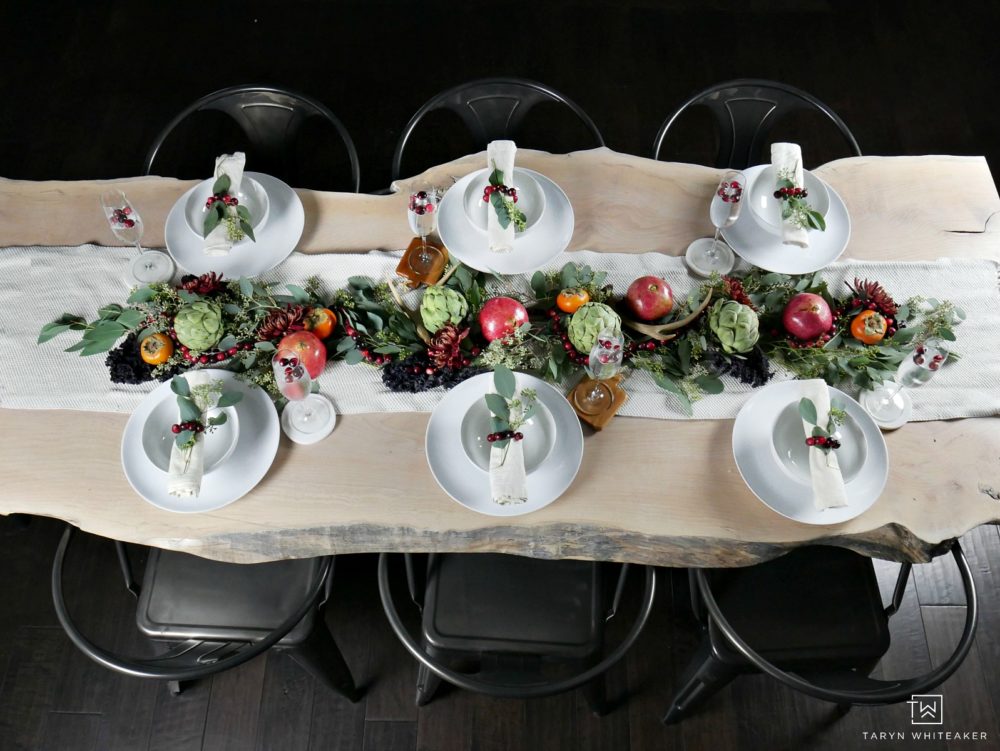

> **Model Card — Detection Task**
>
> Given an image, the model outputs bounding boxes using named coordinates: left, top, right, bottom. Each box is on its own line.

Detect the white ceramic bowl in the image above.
left=141, top=401, right=240, bottom=474
left=462, top=168, right=546, bottom=235
left=748, top=167, right=830, bottom=234
left=184, top=176, right=269, bottom=239
left=770, top=400, right=868, bottom=485
left=460, top=397, right=556, bottom=474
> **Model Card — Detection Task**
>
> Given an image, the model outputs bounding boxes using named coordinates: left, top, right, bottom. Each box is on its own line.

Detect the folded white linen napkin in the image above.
left=799, top=379, right=848, bottom=510
left=771, top=142, right=809, bottom=248
left=489, top=392, right=528, bottom=505
left=167, top=371, right=217, bottom=498
left=204, top=152, right=246, bottom=256
left=486, top=140, right=517, bottom=254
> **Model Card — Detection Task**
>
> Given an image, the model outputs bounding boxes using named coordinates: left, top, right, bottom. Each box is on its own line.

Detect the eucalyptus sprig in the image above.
left=798, top=397, right=845, bottom=452
left=170, top=375, right=243, bottom=450
left=775, top=171, right=826, bottom=232
left=484, top=365, right=538, bottom=464
left=204, top=174, right=255, bottom=243
left=487, top=164, right=527, bottom=232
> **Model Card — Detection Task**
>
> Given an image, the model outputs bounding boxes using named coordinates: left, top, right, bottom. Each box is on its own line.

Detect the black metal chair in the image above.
left=52, top=525, right=361, bottom=700
left=652, top=79, right=862, bottom=169
left=663, top=543, right=977, bottom=724
left=390, top=77, right=604, bottom=181
left=378, top=553, right=655, bottom=714
left=144, top=85, right=360, bottom=192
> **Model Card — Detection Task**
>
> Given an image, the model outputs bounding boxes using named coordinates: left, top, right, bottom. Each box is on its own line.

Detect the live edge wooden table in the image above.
left=1, top=149, right=998, bottom=566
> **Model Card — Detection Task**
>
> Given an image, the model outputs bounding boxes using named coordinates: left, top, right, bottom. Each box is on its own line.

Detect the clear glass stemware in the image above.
left=574, top=329, right=624, bottom=415
left=865, top=342, right=947, bottom=425
left=407, top=188, right=443, bottom=274
left=100, top=189, right=174, bottom=284
left=687, top=170, right=745, bottom=276
left=271, top=349, right=334, bottom=436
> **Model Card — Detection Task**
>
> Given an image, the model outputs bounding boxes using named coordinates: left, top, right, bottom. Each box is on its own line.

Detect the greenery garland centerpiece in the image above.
left=39, top=261, right=964, bottom=414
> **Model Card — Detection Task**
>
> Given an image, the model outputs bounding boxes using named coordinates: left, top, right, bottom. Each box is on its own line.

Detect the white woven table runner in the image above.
left=2, top=246, right=999, bottom=421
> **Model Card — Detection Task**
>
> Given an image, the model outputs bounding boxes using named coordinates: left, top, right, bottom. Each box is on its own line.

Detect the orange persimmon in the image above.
left=556, top=288, right=590, bottom=314
left=305, top=307, right=337, bottom=339
left=850, top=310, right=887, bottom=345
left=140, top=333, right=174, bottom=364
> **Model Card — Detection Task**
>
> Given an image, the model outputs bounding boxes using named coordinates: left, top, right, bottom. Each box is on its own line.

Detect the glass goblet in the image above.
left=863, top=342, right=947, bottom=427
left=271, top=349, right=334, bottom=437
left=406, top=188, right=443, bottom=274
left=686, top=170, right=745, bottom=277
left=573, top=330, right=625, bottom=416
left=100, top=189, right=175, bottom=284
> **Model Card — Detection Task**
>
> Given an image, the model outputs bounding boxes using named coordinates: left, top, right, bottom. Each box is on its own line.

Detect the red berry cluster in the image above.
left=278, top=356, right=304, bottom=383
left=483, top=184, right=518, bottom=203
left=171, top=420, right=204, bottom=435
left=111, top=207, right=136, bottom=228
left=546, top=308, right=659, bottom=361
left=785, top=326, right=836, bottom=349
left=717, top=180, right=743, bottom=203
left=913, top=346, right=944, bottom=370
left=205, top=193, right=238, bottom=209
left=773, top=186, right=808, bottom=200
left=487, top=430, right=523, bottom=443
left=408, top=191, right=436, bottom=215
left=805, top=436, right=840, bottom=449
left=175, top=327, right=254, bottom=364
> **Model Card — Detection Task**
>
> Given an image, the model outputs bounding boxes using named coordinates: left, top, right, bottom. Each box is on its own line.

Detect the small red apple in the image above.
left=478, top=297, right=529, bottom=342
left=625, top=276, right=674, bottom=321
left=278, top=330, right=327, bottom=378
left=782, top=293, right=833, bottom=340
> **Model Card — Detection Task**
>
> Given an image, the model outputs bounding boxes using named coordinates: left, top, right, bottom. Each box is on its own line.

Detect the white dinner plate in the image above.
left=121, top=370, right=280, bottom=513
left=720, top=164, right=850, bottom=274
left=437, top=168, right=574, bottom=275
left=425, top=372, right=584, bottom=516
left=732, top=380, right=888, bottom=525
left=165, top=171, right=304, bottom=277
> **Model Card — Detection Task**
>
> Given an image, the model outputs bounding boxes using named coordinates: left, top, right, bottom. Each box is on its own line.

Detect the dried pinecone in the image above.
left=257, top=304, right=306, bottom=341
left=427, top=324, right=470, bottom=369
left=180, top=272, right=225, bottom=295
left=105, top=333, right=155, bottom=385
left=846, top=278, right=898, bottom=316
left=721, top=276, right=756, bottom=310
left=708, top=346, right=773, bottom=388
left=382, top=352, right=483, bottom=393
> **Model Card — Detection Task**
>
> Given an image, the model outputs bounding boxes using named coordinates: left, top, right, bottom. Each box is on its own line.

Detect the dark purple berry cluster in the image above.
left=487, top=430, right=523, bottom=443
left=205, top=193, right=238, bottom=209
left=806, top=436, right=840, bottom=449
left=381, top=352, right=482, bottom=393
left=708, top=347, right=773, bottom=388
left=773, top=186, right=808, bottom=200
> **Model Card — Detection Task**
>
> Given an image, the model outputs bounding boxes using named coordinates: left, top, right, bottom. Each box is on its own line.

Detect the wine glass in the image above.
left=100, top=189, right=175, bottom=284
left=573, top=330, right=624, bottom=415
left=686, top=170, right=745, bottom=277
left=407, top=188, right=443, bottom=274
left=863, top=342, right=947, bottom=426
left=271, top=350, right=335, bottom=438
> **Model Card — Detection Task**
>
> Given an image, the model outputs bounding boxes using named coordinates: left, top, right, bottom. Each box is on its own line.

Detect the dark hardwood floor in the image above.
left=0, top=515, right=998, bottom=751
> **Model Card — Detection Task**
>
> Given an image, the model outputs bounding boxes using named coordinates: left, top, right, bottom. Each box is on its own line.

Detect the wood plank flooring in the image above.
left=1, top=515, right=998, bottom=751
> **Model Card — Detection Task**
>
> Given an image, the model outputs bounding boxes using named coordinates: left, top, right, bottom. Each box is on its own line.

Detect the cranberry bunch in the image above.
left=806, top=436, right=840, bottom=449
left=408, top=190, right=435, bottom=215
left=487, top=430, right=523, bottom=443
left=205, top=193, right=238, bottom=209
left=173, top=324, right=254, bottom=364
left=785, top=328, right=836, bottom=349
left=483, top=184, right=518, bottom=203
left=774, top=186, right=808, bottom=200
left=717, top=180, right=743, bottom=203
left=278, top=356, right=305, bottom=383
left=111, top=207, right=135, bottom=228
left=171, top=420, right=203, bottom=435
left=913, top=346, right=944, bottom=370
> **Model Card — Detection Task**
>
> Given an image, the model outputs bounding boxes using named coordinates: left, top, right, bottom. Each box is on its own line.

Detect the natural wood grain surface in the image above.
left=1, top=150, right=998, bottom=565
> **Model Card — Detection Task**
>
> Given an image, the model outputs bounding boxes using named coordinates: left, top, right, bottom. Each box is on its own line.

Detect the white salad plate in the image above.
left=732, top=380, right=888, bottom=525
left=437, top=167, right=574, bottom=275
left=720, top=164, right=850, bottom=274
left=425, top=372, right=584, bottom=516
left=165, top=171, right=304, bottom=277
left=748, top=167, right=830, bottom=233
left=121, top=370, right=280, bottom=513
left=461, top=168, right=547, bottom=235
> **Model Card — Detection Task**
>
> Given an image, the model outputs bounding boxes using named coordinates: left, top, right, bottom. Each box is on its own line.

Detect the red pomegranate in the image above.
left=782, top=293, right=833, bottom=340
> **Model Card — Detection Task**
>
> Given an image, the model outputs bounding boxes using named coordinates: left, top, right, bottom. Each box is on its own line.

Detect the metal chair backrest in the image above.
left=51, top=525, right=331, bottom=682
left=377, top=553, right=655, bottom=699
left=696, top=542, right=977, bottom=704
left=391, top=77, right=604, bottom=181
left=652, top=79, right=861, bottom=169
left=144, top=85, right=360, bottom=192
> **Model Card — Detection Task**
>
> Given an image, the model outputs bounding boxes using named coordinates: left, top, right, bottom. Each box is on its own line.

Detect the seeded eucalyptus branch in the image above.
left=487, top=163, right=527, bottom=232
left=204, top=174, right=255, bottom=243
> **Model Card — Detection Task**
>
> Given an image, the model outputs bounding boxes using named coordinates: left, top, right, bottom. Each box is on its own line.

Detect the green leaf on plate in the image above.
left=175, top=430, right=194, bottom=448
left=203, top=207, right=221, bottom=237
left=212, top=174, right=231, bottom=195
left=240, top=220, right=255, bottom=242
left=493, top=365, right=516, bottom=399
left=216, top=392, right=243, bottom=408
left=177, top=395, right=201, bottom=422
left=208, top=412, right=228, bottom=426
left=485, top=393, right=510, bottom=421
left=170, top=376, right=190, bottom=397
left=798, top=397, right=818, bottom=425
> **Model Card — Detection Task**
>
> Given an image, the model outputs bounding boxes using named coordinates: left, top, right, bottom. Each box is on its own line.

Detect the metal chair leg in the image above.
left=284, top=620, right=361, bottom=703
left=663, top=641, right=737, bottom=724
left=416, top=662, right=443, bottom=706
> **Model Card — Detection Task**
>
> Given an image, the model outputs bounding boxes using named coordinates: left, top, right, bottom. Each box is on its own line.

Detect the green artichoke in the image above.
left=568, top=302, right=621, bottom=353
left=709, top=299, right=759, bottom=354
left=174, top=301, right=224, bottom=351
left=420, top=286, right=468, bottom=334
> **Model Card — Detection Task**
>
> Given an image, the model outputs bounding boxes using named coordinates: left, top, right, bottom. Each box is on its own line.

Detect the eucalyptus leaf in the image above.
left=212, top=174, right=231, bottom=194
left=374, top=344, right=403, bottom=354
left=493, top=365, right=516, bottom=399
left=63, top=341, right=88, bottom=353
left=208, top=412, right=228, bottom=426
left=343, top=348, right=364, bottom=365
left=217, top=334, right=237, bottom=351
left=798, top=397, right=818, bottom=425
left=939, top=327, right=956, bottom=341
left=240, top=220, right=255, bottom=242
left=170, top=376, right=191, bottom=397
left=531, top=271, right=548, bottom=298
left=560, top=263, right=579, bottom=290
left=652, top=372, right=693, bottom=416
left=348, top=276, right=374, bottom=289
left=127, top=286, right=155, bottom=303
left=177, top=396, right=201, bottom=422
left=235, top=205, right=251, bottom=221
left=175, top=430, right=195, bottom=448
left=488, top=167, right=503, bottom=186
left=177, top=290, right=201, bottom=303
left=335, top=336, right=357, bottom=353
left=484, top=393, right=510, bottom=420
left=254, top=341, right=276, bottom=352
left=286, top=284, right=311, bottom=304
left=239, top=277, right=253, bottom=297
left=80, top=339, right=119, bottom=356
left=521, top=402, right=538, bottom=422
left=37, top=323, right=71, bottom=344
left=694, top=374, right=724, bottom=394
left=203, top=208, right=221, bottom=237
left=216, top=392, right=243, bottom=408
